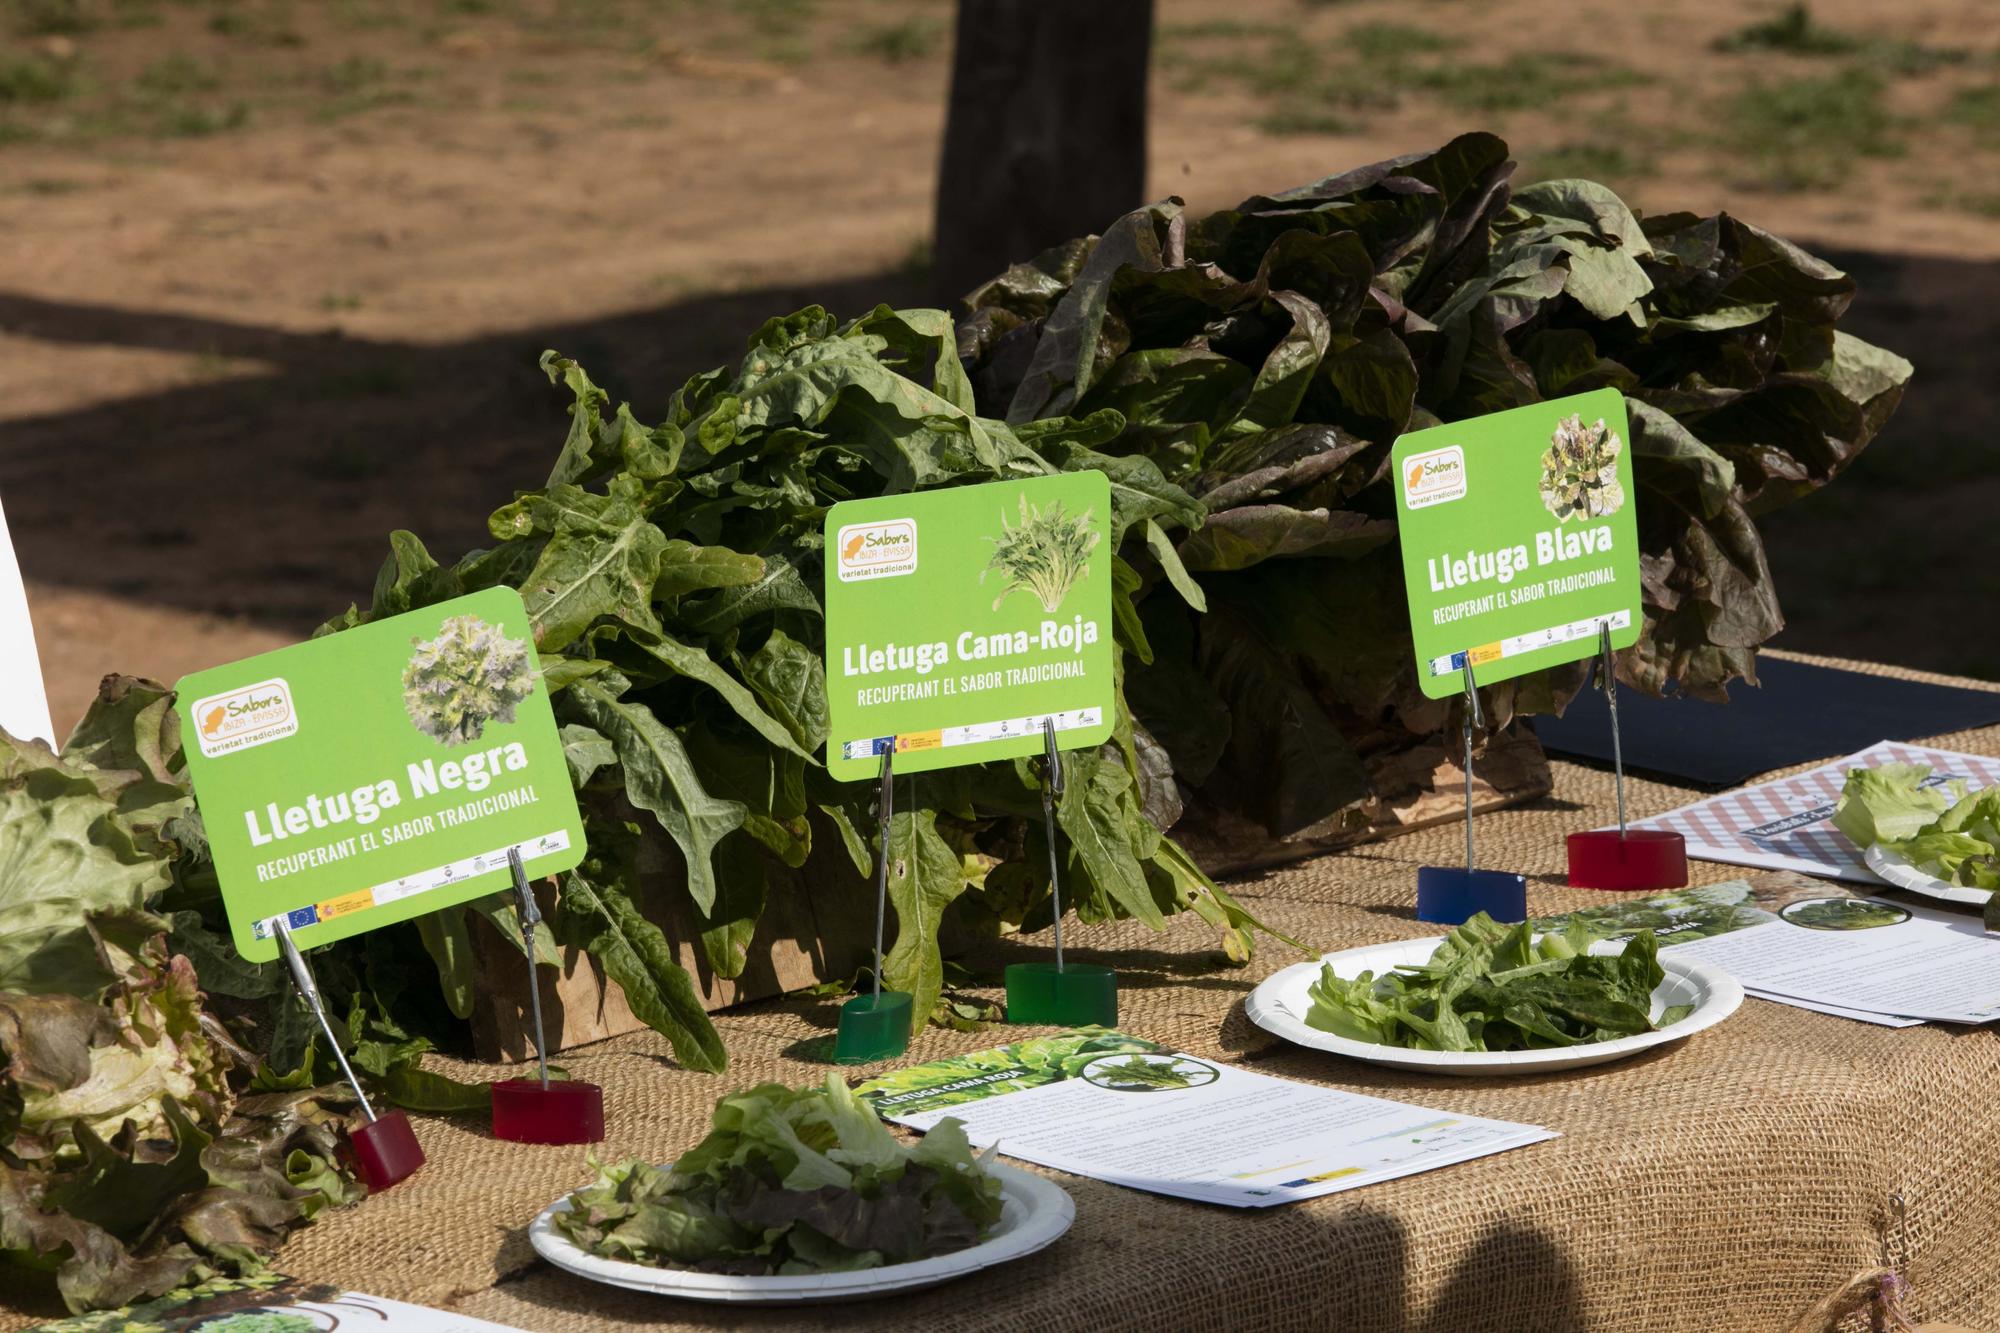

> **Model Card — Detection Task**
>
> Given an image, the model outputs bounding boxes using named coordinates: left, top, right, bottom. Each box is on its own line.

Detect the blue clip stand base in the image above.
left=1416, top=866, right=1528, bottom=926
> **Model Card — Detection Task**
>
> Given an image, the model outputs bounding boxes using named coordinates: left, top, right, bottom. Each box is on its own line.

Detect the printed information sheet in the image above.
left=856, top=1030, right=1555, bottom=1208
left=1669, top=903, right=2000, bottom=1024
left=24, top=1276, right=525, bottom=1332
left=1534, top=880, right=1991, bottom=1026
left=1623, top=741, right=2000, bottom=882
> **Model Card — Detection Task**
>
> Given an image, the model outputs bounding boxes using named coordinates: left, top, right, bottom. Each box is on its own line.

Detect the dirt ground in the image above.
left=4, top=0, right=1998, bottom=735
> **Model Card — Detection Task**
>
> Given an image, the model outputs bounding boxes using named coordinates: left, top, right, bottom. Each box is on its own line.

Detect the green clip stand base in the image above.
left=1004, top=962, right=1117, bottom=1027
left=833, top=991, right=913, bottom=1065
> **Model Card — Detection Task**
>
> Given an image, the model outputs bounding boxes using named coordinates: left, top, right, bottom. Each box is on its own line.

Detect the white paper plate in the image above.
left=528, top=1162, right=1073, bottom=1304
left=1246, top=935, right=1743, bottom=1076
left=1863, top=843, right=1994, bottom=907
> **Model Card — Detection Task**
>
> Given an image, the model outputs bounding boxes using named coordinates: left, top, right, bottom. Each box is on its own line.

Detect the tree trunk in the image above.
left=930, top=0, right=1154, bottom=309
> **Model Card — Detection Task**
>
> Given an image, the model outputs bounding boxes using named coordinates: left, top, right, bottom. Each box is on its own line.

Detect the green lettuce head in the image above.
left=400, top=615, right=533, bottom=747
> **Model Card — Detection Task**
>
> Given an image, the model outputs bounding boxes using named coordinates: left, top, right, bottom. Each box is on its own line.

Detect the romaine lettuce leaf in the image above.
left=1304, top=913, right=1677, bottom=1052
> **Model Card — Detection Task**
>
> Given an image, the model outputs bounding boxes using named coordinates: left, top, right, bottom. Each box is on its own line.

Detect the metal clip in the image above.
left=1041, top=716, right=1066, bottom=971
left=1598, top=620, right=1626, bottom=837
left=273, top=916, right=376, bottom=1123
left=1461, top=653, right=1481, bottom=873
left=507, top=847, right=551, bottom=1090
left=871, top=739, right=897, bottom=1001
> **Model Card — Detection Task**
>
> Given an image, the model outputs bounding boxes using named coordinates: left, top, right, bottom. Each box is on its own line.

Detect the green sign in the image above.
left=177, top=587, right=586, bottom=962
left=823, top=472, right=1114, bottom=782
left=1391, top=388, right=1642, bottom=700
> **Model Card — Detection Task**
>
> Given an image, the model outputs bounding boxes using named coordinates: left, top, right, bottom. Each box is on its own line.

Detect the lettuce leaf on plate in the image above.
left=1831, top=762, right=1963, bottom=847
left=1304, top=913, right=1688, bottom=1053
left=1834, top=763, right=2000, bottom=892
left=554, top=1074, right=1002, bottom=1275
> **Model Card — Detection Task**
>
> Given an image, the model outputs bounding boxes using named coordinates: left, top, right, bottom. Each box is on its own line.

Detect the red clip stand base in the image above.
left=491, top=1080, right=605, bottom=1145
left=1005, top=962, right=1116, bottom=1027
left=1416, top=866, right=1527, bottom=926
left=834, top=991, right=912, bottom=1065
left=1565, top=829, right=1688, bottom=891
left=351, top=1109, right=425, bottom=1191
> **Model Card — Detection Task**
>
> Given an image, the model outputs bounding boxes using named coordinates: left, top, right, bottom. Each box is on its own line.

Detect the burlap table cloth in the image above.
left=8, top=654, right=1998, bottom=1332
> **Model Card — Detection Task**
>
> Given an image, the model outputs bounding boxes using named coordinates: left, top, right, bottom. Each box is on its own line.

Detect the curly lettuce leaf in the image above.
left=1831, top=763, right=1964, bottom=847
left=555, top=1075, right=1000, bottom=1275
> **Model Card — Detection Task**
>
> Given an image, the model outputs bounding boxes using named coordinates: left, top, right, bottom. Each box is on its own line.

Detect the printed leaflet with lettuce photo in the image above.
left=858, top=1029, right=1557, bottom=1209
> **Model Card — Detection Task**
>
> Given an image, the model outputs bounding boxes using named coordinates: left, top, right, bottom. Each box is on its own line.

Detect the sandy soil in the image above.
left=3, top=0, right=1997, bottom=735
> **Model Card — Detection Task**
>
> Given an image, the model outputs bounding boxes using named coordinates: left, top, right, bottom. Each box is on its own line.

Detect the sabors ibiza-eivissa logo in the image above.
left=835, top=517, right=918, bottom=582
left=190, top=677, right=299, bottom=757
left=1401, top=445, right=1467, bottom=510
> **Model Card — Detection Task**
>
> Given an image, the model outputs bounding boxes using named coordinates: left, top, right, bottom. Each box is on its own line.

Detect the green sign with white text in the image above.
left=177, top=587, right=586, bottom=962
left=823, top=472, right=1114, bottom=782
left=1391, top=388, right=1642, bottom=699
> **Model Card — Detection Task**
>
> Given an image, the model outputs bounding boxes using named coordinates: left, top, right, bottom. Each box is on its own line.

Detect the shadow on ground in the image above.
left=2, top=243, right=1992, bottom=675
left=0, top=268, right=928, bottom=632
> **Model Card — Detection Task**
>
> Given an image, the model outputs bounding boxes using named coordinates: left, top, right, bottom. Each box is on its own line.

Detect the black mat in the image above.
left=1531, top=657, right=2000, bottom=788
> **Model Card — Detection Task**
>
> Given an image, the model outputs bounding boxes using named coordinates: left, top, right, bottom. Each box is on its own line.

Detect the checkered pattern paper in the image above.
left=1625, top=741, right=2000, bottom=883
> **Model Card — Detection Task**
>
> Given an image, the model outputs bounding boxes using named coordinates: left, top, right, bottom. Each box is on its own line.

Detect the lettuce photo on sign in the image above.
left=981, top=495, right=1100, bottom=613
left=1537, top=413, right=1626, bottom=523
left=400, top=614, right=534, bottom=746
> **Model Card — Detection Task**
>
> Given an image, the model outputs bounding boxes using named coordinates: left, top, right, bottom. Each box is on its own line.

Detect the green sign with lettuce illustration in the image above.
left=1391, top=388, right=1642, bottom=699
left=177, top=587, right=585, bottom=962
left=823, top=472, right=1114, bottom=781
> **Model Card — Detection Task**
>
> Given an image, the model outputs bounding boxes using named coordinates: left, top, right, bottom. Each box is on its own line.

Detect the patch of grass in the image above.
left=1864, top=38, right=1968, bottom=76
left=1158, top=20, right=1287, bottom=41
left=1341, top=21, right=1454, bottom=63
left=1255, top=106, right=1353, bottom=137
left=756, top=36, right=810, bottom=65
left=0, top=53, right=76, bottom=104
left=313, top=54, right=420, bottom=119
left=1715, top=6, right=1966, bottom=75
left=187, top=348, right=243, bottom=381
left=156, top=99, right=249, bottom=137
left=138, top=54, right=221, bottom=96
left=1720, top=71, right=1901, bottom=191
left=8, top=0, right=95, bottom=35
left=730, top=0, right=813, bottom=36
left=1947, top=82, right=2000, bottom=139
left=6, top=174, right=91, bottom=192
left=1184, top=42, right=1322, bottom=98
left=321, top=55, right=387, bottom=95
left=1409, top=51, right=1646, bottom=113
left=1182, top=33, right=1404, bottom=131
left=1927, top=187, right=2000, bottom=218
left=208, top=6, right=305, bottom=46
left=849, top=18, right=940, bottom=64
left=1528, top=142, right=1654, bottom=183
left=317, top=291, right=362, bottom=311
left=1714, top=4, right=1858, bottom=56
